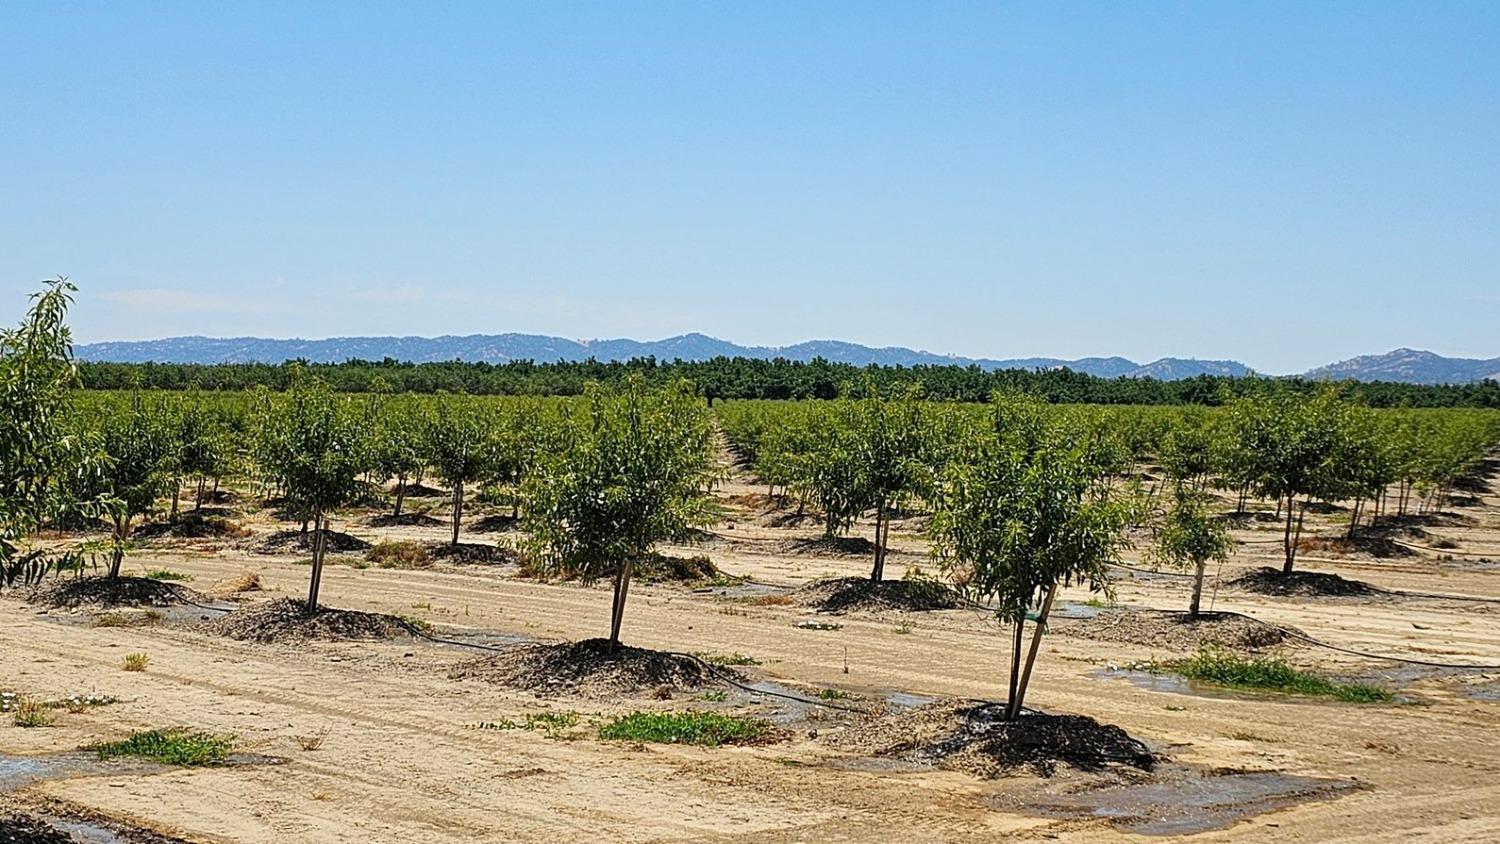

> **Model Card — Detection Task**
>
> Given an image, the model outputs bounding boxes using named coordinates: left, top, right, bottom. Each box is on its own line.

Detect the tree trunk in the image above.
left=450, top=482, right=463, bottom=546
left=1281, top=494, right=1298, bottom=574
left=1284, top=501, right=1307, bottom=574
left=169, top=479, right=180, bottom=520
left=869, top=501, right=887, bottom=582
left=393, top=476, right=406, bottom=517
left=1008, top=584, right=1058, bottom=720
left=1347, top=498, right=1362, bottom=539
left=1006, top=616, right=1024, bottom=717
left=195, top=477, right=206, bottom=511
left=1189, top=559, right=1207, bottom=617
left=108, top=515, right=129, bottom=579
left=608, top=556, right=636, bottom=651
left=306, top=510, right=327, bottom=614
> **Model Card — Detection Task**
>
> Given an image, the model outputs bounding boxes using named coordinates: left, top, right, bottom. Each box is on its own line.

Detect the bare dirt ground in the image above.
left=4, top=467, right=1500, bottom=842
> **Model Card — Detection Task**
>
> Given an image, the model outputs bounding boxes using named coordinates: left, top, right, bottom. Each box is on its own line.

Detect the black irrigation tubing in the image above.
left=163, top=583, right=236, bottom=614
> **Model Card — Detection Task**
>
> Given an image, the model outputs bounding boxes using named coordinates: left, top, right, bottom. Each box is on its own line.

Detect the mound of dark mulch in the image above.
left=254, top=529, right=372, bottom=555
left=469, top=514, right=520, bottom=533
left=27, top=576, right=213, bottom=609
left=366, top=512, right=444, bottom=528
left=793, top=576, right=961, bottom=614
left=0, top=812, right=73, bottom=844
left=134, top=513, right=249, bottom=540
left=449, top=638, right=719, bottom=696
left=783, top=536, right=878, bottom=557
left=1230, top=567, right=1380, bottom=598
left=1053, top=610, right=1287, bottom=651
left=200, top=597, right=411, bottom=643
left=428, top=542, right=517, bottom=564
left=830, top=702, right=1157, bottom=778
left=636, top=554, right=721, bottom=582
left=400, top=483, right=448, bottom=498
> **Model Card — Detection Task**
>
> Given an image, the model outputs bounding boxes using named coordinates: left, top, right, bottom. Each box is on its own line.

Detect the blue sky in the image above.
left=2, top=2, right=1496, bottom=373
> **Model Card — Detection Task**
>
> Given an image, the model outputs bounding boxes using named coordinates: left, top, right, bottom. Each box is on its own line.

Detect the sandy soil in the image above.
left=3, top=468, right=1500, bottom=842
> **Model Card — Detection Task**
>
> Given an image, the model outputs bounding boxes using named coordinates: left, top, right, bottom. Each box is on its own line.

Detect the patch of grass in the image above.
left=396, top=614, right=433, bottom=634
left=1170, top=647, right=1393, bottom=703
left=598, top=711, right=770, bottom=747
left=698, top=690, right=728, bottom=702
left=695, top=651, right=760, bottom=667
left=893, top=619, right=914, bottom=634
left=142, top=569, right=192, bottom=582
left=122, top=653, right=150, bottom=672
left=223, top=570, right=262, bottom=593
left=12, top=696, right=55, bottom=728
left=816, top=688, right=856, bottom=701
left=366, top=540, right=431, bottom=569
left=89, top=729, right=234, bottom=765
left=473, top=711, right=581, bottom=738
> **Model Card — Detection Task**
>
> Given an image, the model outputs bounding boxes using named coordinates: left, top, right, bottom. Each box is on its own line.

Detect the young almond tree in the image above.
left=522, top=377, right=715, bottom=650
left=258, top=375, right=365, bottom=613
left=93, top=391, right=176, bottom=577
left=844, top=381, right=927, bottom=582
left=424, top=396, right=498, bottom=545
left=1149, top=489, right=1233, bottom=617
left=931, top=404, right=1130, bottom=720
left=0, top=278, right=111, bottom=588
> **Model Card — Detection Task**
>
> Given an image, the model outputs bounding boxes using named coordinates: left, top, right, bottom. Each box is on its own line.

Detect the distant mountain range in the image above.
left=72, top=334, right=1500, bottom=384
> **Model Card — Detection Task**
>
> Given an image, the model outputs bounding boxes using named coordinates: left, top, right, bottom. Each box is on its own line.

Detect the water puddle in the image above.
left=884, top=691, right=936, bottom=708
left=1051, top=601, right=1103, bottom=620
left=697, top=581, right=789, bottom=600
left=0, top=752, right=164, bottom=792
left=1018, top=769, right=1359, bottom=835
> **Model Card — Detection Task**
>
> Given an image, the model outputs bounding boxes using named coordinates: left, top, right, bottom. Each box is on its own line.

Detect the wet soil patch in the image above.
left=1230, top=567, right=1379, bottom=598
left=253, top=529, right=371, bottom=555
left=428, top=543, right=518, bottom=565
left=1011, top=766, right=1359, bottom=836
left=27, top=577, right=213, bottom=610
left=1054, top=610, right=1286, bottom=651
left=200, top=597, right=411, bottom=643
left=449, top=638, right=722, bottom=697
left=828, top=702, right=1157, bottom=777
left=366, top=512, right=444, bottom=528
left=794, top=576, right=961, bottom=614
left=134, top=513, right=249, bottom=540
left=469, top=514, right=520, bottom=533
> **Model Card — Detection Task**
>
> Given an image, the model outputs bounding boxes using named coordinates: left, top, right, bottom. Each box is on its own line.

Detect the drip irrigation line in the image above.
left=163, top=584, right=236, bottom=614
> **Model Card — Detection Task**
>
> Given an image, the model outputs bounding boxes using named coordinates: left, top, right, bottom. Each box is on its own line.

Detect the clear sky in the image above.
left=2, top=2, right=1496, bottom=373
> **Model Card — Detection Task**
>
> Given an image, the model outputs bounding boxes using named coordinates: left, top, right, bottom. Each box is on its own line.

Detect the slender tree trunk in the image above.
left=1009, top=584, right=1058, bottom=720
left=393, top=476, right=406, bottom=517
left=450, top=482, right=463, bottom=546
left=608, top=556, right=636, bottom=651
left=195, top=477, right=206, bottom=511
left=1347, top=498, right=1362, bottom=539
left=869, top=500, right=887, bottom=582
left=1007, top=616, right=1024, bottom=717
left=169, top=479, right=180, bottom=520
left=1189, top=559, right=1207, bottom=617
left=108, top=515, right=129, bottom=579
left=1285, top=501, right=1307, bottom=574
left=1282, top=494, right=1298, bottom=574
left=306, top=510, right=327, bottom=614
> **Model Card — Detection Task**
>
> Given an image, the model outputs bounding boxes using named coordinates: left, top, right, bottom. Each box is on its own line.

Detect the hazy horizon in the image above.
left=4, top=3, right=1497, bottom=372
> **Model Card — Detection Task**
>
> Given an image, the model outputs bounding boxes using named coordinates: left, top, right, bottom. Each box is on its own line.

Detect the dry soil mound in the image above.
left=254, top=529, right=371, bottom=555
left=1230, top=567, right=1379, bottom=598
left=1054, top=610, right=1286, bottom=651
left=782, top=536, right=878, bottom=558
left=27, top=576, right=212, bottom=609
left=134, top=513, right=249, bottom=539
left=202, top=597, right=410, bottom=643
left=794, top=576, right=962, bottom=614
left=830, top=702, right=1157, bottom=777
left=469, top=514, right=521, bottom=533
left=449, top=638, right=719, bottom=696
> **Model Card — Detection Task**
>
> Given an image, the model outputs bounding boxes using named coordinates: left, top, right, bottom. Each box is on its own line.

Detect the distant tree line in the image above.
left=76, top=356, right=1500, bottom=408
